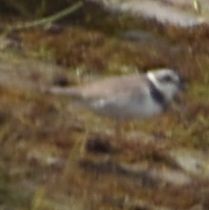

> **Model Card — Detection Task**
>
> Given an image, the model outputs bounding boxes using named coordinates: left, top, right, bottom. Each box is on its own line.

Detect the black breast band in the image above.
left=148, top=81, right=167, bottom=110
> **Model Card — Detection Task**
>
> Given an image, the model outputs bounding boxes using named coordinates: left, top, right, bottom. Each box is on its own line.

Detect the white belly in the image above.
left=88, top=96, right=163, bottom=120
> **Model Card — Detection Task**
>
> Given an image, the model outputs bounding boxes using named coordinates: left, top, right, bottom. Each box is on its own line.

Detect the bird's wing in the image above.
left=79, top=74, right=150, bottom=106
left=46, top=74, right=149, bottom=104
left=80, top=74, right=148, bottom=99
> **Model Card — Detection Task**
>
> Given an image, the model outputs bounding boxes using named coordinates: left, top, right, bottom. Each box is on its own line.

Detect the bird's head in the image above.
left=147, top=68, right=185, bottom=103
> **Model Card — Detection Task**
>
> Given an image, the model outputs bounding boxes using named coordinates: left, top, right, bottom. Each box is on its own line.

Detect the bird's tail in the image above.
left=41, top=86, right=82, bottom=100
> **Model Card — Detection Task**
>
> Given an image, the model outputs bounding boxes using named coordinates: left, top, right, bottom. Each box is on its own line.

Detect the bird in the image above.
left=44, top=68, right=185, bottom=159
left=47, top=68, right=184, bottom=118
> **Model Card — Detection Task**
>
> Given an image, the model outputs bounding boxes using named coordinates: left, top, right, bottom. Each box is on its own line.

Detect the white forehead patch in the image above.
left=147, top=72, right=161, bottom=88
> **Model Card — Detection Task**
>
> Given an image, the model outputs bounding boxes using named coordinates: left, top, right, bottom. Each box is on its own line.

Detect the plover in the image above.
left=47, top=68, right=185, bottom=122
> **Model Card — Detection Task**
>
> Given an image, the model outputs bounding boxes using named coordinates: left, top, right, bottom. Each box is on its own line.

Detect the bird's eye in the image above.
left=161, top=75, right=173, bottom=83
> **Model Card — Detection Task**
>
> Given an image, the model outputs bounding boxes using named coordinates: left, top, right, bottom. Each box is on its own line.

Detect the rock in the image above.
left=88, top=0, right=209, bottom=27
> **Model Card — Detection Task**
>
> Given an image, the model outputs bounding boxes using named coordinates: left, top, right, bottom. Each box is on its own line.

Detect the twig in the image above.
left=4, top=1, right=84, bottom=33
